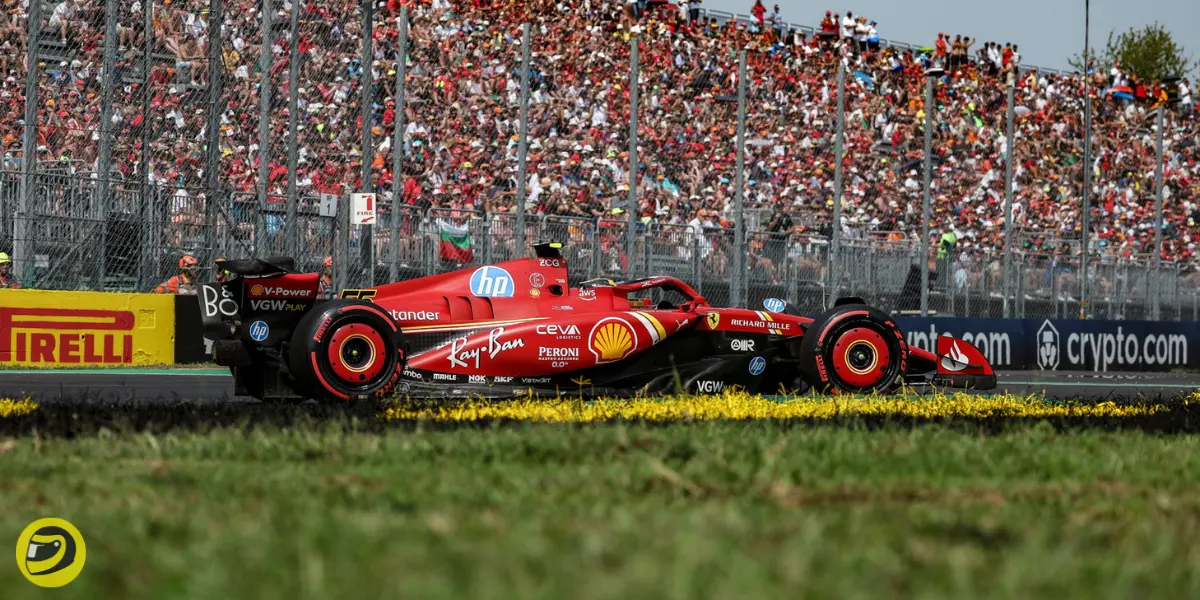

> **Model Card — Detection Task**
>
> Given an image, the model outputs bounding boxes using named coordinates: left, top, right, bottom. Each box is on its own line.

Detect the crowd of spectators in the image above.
left=1, top=0, right=1198, bottom=276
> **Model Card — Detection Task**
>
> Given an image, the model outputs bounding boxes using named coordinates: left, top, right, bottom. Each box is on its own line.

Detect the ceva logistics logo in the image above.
left=16, top=518, right=86, bottom=588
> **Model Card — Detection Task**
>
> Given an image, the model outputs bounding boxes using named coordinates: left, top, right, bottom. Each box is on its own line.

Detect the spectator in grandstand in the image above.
left=47, top=0, right=78, bottom=44
left=841, top=11, right=857, bottom=40
left=5, top=0, right=1199, bottom=277
left=949, top=35, right=975, bottom=71
left=154, top=256, right=198, bottom=295
left=751, top=0, right=766, bottom=29
left=819, top=10, right=836, bottom=35
left=770, top=5, right=785, bottom=43
left=818, top=10, right=838, bottom=48
left=0, top=252, right=18, bottom=289
left=852, top=16, right=869, bottom=53
left=934, top=32, right=949, bottom=66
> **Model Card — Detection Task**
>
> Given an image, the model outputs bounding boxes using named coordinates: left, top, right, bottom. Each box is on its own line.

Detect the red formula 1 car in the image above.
left=198, top=243, right=995, bottom=402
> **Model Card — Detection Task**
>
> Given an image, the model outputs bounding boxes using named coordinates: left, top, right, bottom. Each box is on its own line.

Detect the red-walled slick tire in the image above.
left=288, top=300, right=406, bottom=402
left=797, top=304, right=908, bottom=394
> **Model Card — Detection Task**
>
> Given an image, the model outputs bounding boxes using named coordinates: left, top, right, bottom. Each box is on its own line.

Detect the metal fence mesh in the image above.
left=1, top=3, right=1197, bottom=320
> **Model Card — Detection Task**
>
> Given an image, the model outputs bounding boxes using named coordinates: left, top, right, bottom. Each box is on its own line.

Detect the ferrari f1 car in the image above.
left=198, top=243, right=996, bottom=402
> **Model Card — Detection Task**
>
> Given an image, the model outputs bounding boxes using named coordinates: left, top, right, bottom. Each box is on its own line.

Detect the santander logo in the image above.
left=940, top=341, right=969, bottom=372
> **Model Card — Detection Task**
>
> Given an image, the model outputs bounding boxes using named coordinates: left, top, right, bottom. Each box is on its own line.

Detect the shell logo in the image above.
left=588, top=317, right=638, bottom=363
left=251, top=284, right=264, bottom=296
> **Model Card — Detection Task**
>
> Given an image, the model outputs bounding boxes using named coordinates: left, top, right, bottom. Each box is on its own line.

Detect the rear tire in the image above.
left=287, top=300, right=406, bottom=402
left=798, top=304, right=908, bottom=394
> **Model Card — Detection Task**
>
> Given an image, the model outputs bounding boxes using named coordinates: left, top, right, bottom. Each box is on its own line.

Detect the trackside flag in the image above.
left=438, top=219, right=473, bottom=263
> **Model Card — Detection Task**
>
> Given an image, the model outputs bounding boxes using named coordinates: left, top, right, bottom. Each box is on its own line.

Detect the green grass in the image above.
left=3, top=420, right=1200, bottom=599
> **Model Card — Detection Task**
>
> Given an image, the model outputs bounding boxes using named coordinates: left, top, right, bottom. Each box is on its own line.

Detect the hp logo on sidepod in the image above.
left=469, top=266, right=515, bottom=298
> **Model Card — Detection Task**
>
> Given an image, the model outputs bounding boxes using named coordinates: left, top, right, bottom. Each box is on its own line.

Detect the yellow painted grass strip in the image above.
left=381, top=392, right=1165, bottom=423
left=0, top=398, right=38, bottom=419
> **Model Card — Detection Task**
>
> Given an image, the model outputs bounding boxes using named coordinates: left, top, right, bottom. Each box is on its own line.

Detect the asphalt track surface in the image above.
left=0, top=369, right=1196, bottom=404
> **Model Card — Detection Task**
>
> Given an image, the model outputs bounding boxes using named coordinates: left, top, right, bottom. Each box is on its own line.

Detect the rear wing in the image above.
left=216, top=256, right=296, bottom=277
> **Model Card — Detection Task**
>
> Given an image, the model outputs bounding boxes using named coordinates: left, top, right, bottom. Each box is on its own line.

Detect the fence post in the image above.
left=919, top=74, right=934, bottom=316
left=1080, top=81, right=1093, bottom=319
left=513, top=22, right=532, bottom=256
left=422, top=209, right=434, bottom=277
left=1173, top=263, right=1181, bottom=321
left=257, top=0, right=273, bottom=258
left=333, top=193, right=346, bottom=292
left=625, top=37, right=638, bottom=281
left=591, top=215, right=602, bottom=280
left=1152, top=105, right=1165, bottom=320
left=358, top=0, right=375, bottom=286
left=389, top=6, right=408, bottom=284
left=283, top=0, right=300, bottom=258
left=829, top=58, right=845, bottom=308
left=13, top=0, right=40, bottom=284
left=783, top=235, right=793, bottom=305
left=138, top=1, right=156, bottom=289
left=1003, top=81, right=1015, bottom=318
left=93, top=0, right=120, bottom=288
left=205, top=0, right=225, bottom=274
left=1016, top=255, right=1025, bottom=318
left=732, top=50, right=747, bottom=307
left=481, top=213, right=492, bottom=266
left=867, top=245, right=876, bottom=304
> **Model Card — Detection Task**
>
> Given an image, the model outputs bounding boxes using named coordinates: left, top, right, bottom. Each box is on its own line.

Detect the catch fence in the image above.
left=1, top=0, right=1195, bottom=321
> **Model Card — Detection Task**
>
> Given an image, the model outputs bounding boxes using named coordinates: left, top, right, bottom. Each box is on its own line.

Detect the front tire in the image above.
left=287, top=300, right=406, bottom=402
left=797, top=304, right=908, bottom=394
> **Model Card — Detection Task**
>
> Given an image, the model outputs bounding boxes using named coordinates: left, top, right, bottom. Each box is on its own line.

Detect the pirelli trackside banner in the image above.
left=896, top=317, right=1194, bottom=373
left=0, top=290, right=175, bottom=365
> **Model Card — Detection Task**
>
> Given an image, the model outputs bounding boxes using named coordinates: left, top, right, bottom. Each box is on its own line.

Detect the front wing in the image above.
left=903, top=335, right=998, bottom=390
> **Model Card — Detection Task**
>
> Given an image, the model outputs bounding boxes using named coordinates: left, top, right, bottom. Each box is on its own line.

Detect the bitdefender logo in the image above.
left=1037, top=320, right=1060, bottom=370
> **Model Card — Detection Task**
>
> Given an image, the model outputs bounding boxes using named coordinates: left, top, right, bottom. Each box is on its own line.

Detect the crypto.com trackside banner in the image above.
left=895, top=317, right=1195, bottom=372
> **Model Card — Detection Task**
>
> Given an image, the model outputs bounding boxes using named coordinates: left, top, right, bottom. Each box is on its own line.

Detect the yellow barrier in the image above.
left=0, top=290, right=175, bottom=366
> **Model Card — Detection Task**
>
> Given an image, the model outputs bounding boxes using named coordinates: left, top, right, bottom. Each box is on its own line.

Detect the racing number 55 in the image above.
left=339, top=289, right=377, bottom=301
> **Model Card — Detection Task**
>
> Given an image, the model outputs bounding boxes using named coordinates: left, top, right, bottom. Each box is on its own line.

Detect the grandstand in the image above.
left=0, top=0, right=1196, bottom=319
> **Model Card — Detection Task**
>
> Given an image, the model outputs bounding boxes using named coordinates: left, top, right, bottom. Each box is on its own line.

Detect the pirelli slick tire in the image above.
left=287, top=300, right=406, bottom=402
left=797, top=304, right=908, bottom=395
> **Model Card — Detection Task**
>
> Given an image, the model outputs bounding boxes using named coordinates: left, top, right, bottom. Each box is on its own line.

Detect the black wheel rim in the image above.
left=847, top=342, right=876, bottom=372
left=341, top=337, right=372, bottom=370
